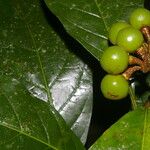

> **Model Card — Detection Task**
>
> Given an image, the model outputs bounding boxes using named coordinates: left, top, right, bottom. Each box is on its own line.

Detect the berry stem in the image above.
left=122, top=66, right=141, bottom=80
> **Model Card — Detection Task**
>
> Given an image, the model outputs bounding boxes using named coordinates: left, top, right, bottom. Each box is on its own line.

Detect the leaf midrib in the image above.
left=26, top=23, right=52, bottom=105
left=14, top=1, right=53, bottom=106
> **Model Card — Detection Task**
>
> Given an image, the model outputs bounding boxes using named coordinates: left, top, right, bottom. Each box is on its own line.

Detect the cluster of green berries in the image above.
left=100, top=8, right=150, bottom=100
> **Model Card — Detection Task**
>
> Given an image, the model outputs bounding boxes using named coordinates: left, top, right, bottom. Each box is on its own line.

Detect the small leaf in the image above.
left=89, top=108, right=150, bottom=150
left=0, top=0, right=92, bottom=144
left=44, top=0, right=144, bottom=60
left=0, top=75, right=85, bottom=150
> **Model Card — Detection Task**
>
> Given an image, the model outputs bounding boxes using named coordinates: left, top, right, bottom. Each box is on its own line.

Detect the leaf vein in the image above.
left=58, top=64, right=86, bottom=113
left=63, top=16, right=107, bottom=39
left=25, top=19, right=52, bottom=106
left=15, top=2, right=53, bottom=105
left=0, top=133, right=21, bottom=146
left=31, top=104, right=51, bottom=144
left=0, top=90, right=22, bottom=130
left=71, top=7, right=101, bottom=19
left=94, top=0, right=109, bottom=32
left=71, top=95, right=90, bottom=128
left=0, top=122, right=58, bottom=150
left=49, top=57, right=69, bottom=89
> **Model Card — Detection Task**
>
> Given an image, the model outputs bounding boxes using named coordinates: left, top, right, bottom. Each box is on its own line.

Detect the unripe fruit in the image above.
left=101, top=74, right=129, bottom=100
left=100, top=46, right=128, bottom=74
left=109, top=22, right=130, bottom=44
left=116, top=26, right=144, bottom=53
left=130, top=8, right=150, bottom=29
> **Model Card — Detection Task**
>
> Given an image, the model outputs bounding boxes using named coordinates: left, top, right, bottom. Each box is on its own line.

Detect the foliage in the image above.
left=1, top=0, right=150, bottom=149
left=89, top=108, right=150, bottom=150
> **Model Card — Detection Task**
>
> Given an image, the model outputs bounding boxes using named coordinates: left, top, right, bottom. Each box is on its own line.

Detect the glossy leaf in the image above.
left=44, top=0, right=144, bottom=60
left=0, top=75, right=85, bottom=150
left=0, top=0, right=92, bottom=144
left=89, top=108, right=150, bottom=150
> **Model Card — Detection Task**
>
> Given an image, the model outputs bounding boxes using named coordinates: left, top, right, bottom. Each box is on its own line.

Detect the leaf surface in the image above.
left=89, top=108, right=150, bottom=150
left=0, top=0, right=92, bottom=144
left=0, top=76, right=85, bottom=150
left=44, top=0, right=144, bottom=60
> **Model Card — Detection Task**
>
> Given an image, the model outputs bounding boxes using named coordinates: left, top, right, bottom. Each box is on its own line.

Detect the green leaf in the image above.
left=44, top=0, right=144, bottom=60
left=0, top=75, right=85, bottom=149
left=89, top=108, right=150, bottom=150
left=0, top=0, right=92, bottom=144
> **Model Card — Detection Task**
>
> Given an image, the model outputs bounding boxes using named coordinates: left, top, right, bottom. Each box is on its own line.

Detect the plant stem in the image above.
left=129, top=84, right=137, bottom=110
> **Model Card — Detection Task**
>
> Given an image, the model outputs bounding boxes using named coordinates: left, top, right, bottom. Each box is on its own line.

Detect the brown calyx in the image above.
left=122, top=26, right=150, bottom=80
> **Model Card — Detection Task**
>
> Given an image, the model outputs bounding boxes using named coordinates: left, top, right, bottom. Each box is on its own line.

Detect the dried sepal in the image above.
left=122, top=26, right=150, bottom=80
left=141, top=26, right=150, bottom=42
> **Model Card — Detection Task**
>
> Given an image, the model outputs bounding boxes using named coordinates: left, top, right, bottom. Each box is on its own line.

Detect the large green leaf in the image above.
left=89, top=108, right=150, bottom=150
left=0, top=75, right=85, bottom=149
left=44, top=0, right=144, bottom=60
left=0, top=0, right=92, bottom=144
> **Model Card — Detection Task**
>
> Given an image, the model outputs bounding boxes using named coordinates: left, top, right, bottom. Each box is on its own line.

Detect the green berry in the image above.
left=101, top=74, right=129, bottom=100
left=130, top=8, right=150, bottom=29
left=109, top=22, right=130, bottom=44
left=116, top=26, right=144, bottom=53
left=100, top=46, right=128, bottom=74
